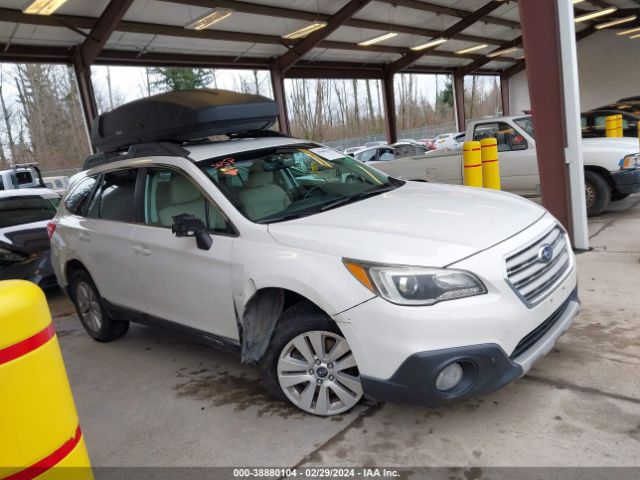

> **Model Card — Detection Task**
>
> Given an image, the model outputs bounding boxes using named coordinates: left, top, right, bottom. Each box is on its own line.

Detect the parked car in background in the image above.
left=594, top=101, right=640, bottom=116
left=353, top=145, right=396, bottom=163
left=364, top=141, right=388, bottom=148
left=43, top=175, right=70, bottom=195
left=0, top=163, right=45, bottom=190
left=0, top=188, right=60, bottom=288
left=434, top=132, right=465, bottom=151
left=373, top=115, right=640, bottom=216
left=390, top=142, right=427, bottom=159
left=582, top=110, right=639, bottom=138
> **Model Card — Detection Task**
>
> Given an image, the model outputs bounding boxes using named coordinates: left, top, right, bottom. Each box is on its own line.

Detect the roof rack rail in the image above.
left=83, top=142, right=191, bottom=171
left=227, top=130, right=289, bottom=139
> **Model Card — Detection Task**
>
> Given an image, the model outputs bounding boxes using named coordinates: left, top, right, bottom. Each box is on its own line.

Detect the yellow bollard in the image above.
left=0, top=280, right=92, bottom=480
left=616, top=114, right=624, bottom=137
left=480, top=138, right=501, bottom=190
left=463, top=141, right=483, bottom=187
left=605, top=115, right=618, bottom=137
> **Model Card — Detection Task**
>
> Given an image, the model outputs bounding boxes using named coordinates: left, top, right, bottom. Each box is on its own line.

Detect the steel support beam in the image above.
left=382, top=67, right=397, bottom=145
left=73, top=50, right=98, bottom=129
left=162, top=0, right=510, bottom=46
left=269, top=64, right=290, bottom=135
left=518, top=0, right=571, bottom=235
left=375, top=0, right=519, bottom=29
left=276, top=0, right=372, bottom=73
left=500, top=72, right=510, bottom=116
left=453, top=72, right=465, bottom=132
left=388, top=1, right=504, bottom=75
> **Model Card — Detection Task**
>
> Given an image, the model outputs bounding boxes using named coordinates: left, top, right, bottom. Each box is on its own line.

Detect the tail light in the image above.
left=47, top=222, right=56, bottom=240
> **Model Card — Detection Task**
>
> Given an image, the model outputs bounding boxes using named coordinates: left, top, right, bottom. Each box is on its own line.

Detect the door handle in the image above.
left=133, top=245, right=151, bottom=257
left=78, top=232, right=91, bottom=242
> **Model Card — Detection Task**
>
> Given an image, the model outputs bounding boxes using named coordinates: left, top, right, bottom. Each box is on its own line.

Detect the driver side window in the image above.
left=473, top=122, right=528, bottom=152
left=143, top=168, right=231, bottom=234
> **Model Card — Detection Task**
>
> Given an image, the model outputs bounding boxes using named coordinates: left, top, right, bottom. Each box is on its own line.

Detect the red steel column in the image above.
left=269, top=63, right=290, bottom=135
left=519, top=0, right=571, bottom=234
left=453, top=72, right=465, bottom=132
left=500, top=72, right=510, bottom=116
left=382, top=67, right=397, bottom=145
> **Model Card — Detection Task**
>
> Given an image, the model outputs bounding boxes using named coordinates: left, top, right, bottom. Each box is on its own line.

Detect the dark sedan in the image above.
left=0, top=188, right=60, bottom=288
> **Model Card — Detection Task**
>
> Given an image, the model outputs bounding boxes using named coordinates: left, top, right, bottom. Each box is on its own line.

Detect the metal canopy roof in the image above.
left=0, top=0, right=637, bottom=78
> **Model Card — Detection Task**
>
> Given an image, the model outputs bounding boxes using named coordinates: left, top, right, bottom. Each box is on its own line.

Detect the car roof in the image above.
left=0, top=188, right=59, bottom=198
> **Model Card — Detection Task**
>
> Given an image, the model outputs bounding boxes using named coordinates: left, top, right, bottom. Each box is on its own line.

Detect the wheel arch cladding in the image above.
left=240, top=288, right=325, bottom=364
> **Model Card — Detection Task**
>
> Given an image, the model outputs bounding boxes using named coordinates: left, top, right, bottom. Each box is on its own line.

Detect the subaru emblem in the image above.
left=538, top=244, right=554, bottom=263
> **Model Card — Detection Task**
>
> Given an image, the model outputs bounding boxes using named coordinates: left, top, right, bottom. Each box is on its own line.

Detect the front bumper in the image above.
left=611, top=168, right=640, bottom=194
left=360, top=288, right=579, bottom=406
left=0, top=251, right=56, bottom=289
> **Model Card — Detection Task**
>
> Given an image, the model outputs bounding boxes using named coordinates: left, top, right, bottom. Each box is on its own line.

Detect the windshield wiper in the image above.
left=319, top=185, right=397, bottom=212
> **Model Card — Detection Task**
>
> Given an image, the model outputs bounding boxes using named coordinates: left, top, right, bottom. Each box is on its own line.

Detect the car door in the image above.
left=472, top=121, right=538, bottom=196
left=129, top=166, right=238, bottom=340
left=78, top=168, right=144, bottom=311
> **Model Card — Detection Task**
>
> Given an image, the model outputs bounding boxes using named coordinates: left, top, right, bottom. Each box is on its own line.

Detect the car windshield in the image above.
left=199, top=144, right=403, bottom=224
left=514, top=116, right=534, bottom=138
left=0, top=195, right=59, bottom=228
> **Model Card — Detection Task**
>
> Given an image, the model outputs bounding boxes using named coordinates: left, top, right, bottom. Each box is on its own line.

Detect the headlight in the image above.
left=0, top=248, right=26, bottom=266
left=619, top=153, right=639, bottom=170
left=343, top=259, right=487, bottom=306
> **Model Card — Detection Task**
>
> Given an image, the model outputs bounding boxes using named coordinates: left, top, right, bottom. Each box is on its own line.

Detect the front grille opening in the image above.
left=506, top=226, right=572, bottom=307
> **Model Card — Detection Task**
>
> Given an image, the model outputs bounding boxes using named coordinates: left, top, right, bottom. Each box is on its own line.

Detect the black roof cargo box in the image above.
left=90, top=89, right=278, bottom=152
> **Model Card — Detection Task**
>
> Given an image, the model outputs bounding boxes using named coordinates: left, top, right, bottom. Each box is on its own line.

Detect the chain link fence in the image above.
left=322, top=122, right=458, bottom=152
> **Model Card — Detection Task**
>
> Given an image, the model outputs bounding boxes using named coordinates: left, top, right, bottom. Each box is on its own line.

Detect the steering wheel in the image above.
left=303, top=185, right=324, bottom=199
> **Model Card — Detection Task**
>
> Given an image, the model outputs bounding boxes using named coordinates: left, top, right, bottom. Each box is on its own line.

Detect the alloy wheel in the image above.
left=76, top=282, right=102, bottom=332
left=277, top=330, right=363, bottom=416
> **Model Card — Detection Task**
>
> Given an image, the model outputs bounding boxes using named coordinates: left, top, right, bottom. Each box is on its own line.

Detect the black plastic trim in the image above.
left=103, top=299, right=241, bottom=355
left=360, top=344, right=523, bottom=406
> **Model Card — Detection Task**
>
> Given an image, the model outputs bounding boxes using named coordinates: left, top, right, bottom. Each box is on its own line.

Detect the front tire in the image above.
left=584, top=170, right=611, bottom=217
left=70, top=270, right=129, bottom=342
left=260, top=303, right=363, bottom=416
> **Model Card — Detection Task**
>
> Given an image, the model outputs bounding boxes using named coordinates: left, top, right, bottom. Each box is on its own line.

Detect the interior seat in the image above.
left=158, top=174, right=225, bottom=230
left=238, top=163, right=291, bottom=221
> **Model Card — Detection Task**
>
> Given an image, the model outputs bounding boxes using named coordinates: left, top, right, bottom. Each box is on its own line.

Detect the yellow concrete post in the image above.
left=616, top=114, right=624, bottom=137
left=480, top=138, right=501, bottom=190
left=463, top=141, right=483, bottom=187
left=605, top=115, right=617, bottom=138
left=0, top=280, right=92, bottom=480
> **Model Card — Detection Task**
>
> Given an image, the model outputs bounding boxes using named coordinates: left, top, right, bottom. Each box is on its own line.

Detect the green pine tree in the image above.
left=436, top=78, right=454, bottom=108
left=150, top=67, right=213, bottom=91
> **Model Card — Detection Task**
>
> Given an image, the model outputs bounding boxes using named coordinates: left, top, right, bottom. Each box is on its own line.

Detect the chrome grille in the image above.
left=506, top=226, right=571, bottom=307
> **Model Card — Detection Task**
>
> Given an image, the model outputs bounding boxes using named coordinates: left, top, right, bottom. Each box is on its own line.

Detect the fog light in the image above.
left=435, top=362, right=463, bottom=391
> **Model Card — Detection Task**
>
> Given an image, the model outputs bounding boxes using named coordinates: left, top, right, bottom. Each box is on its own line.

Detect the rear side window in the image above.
left=15, top=171, right=33, bottom=185
left=473, top=122, right=528, bottom=152
left=64, top=176, right=97, bottom=215
left=87, top=169, right=138, bottom=222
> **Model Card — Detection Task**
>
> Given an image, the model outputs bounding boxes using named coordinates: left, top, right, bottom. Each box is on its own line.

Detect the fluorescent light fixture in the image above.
left=455, top=44, right=488, bottom=55
left=487, top=46, right=519, bottom=58
left=23, top=0, right=68, bottom=15
left=595, top=15, right=637, bottom=29
left=282, top=22, right=327, bottom=39
left=630, top=33, right=640, bottom=39
left=617, top=26, right=640, bottom=36
left=574, top=7, right=617, bottom=23
left=410, top=37, right=447, bottom=51
left=573, top=0, right=585, bottom=4
left=358, top=32, right=398, bottom=46
left=185, top=8, right=234, bottom=30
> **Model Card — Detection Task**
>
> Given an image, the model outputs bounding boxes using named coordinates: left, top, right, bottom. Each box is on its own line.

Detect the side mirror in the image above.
left=171, top=214, right=213, bottom=251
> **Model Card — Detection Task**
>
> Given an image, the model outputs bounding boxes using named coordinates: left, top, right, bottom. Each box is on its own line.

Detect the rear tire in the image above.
left=260, top=303, right=363, bottom=416
left=584, top=170, right=610, bottom=217
left=611, top=192, right=630, bottom=202
left=70, top=270, right=129, bottom=342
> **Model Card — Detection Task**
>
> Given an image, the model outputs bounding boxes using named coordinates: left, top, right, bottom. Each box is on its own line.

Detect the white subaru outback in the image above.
left=49, top=135, right=579, bottom=416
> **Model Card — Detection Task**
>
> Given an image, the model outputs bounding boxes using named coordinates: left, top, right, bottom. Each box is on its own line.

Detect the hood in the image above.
left=582, top=137, right=639, bottom=153
left=268, top=182, right=546, bottom=267
left=0, top=220, right=50, bottom=255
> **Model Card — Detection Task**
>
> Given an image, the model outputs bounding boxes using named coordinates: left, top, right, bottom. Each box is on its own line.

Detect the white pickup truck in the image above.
left=373, top=115, right=640, bottom=216
left=0, top=163, right=45, bottom=191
